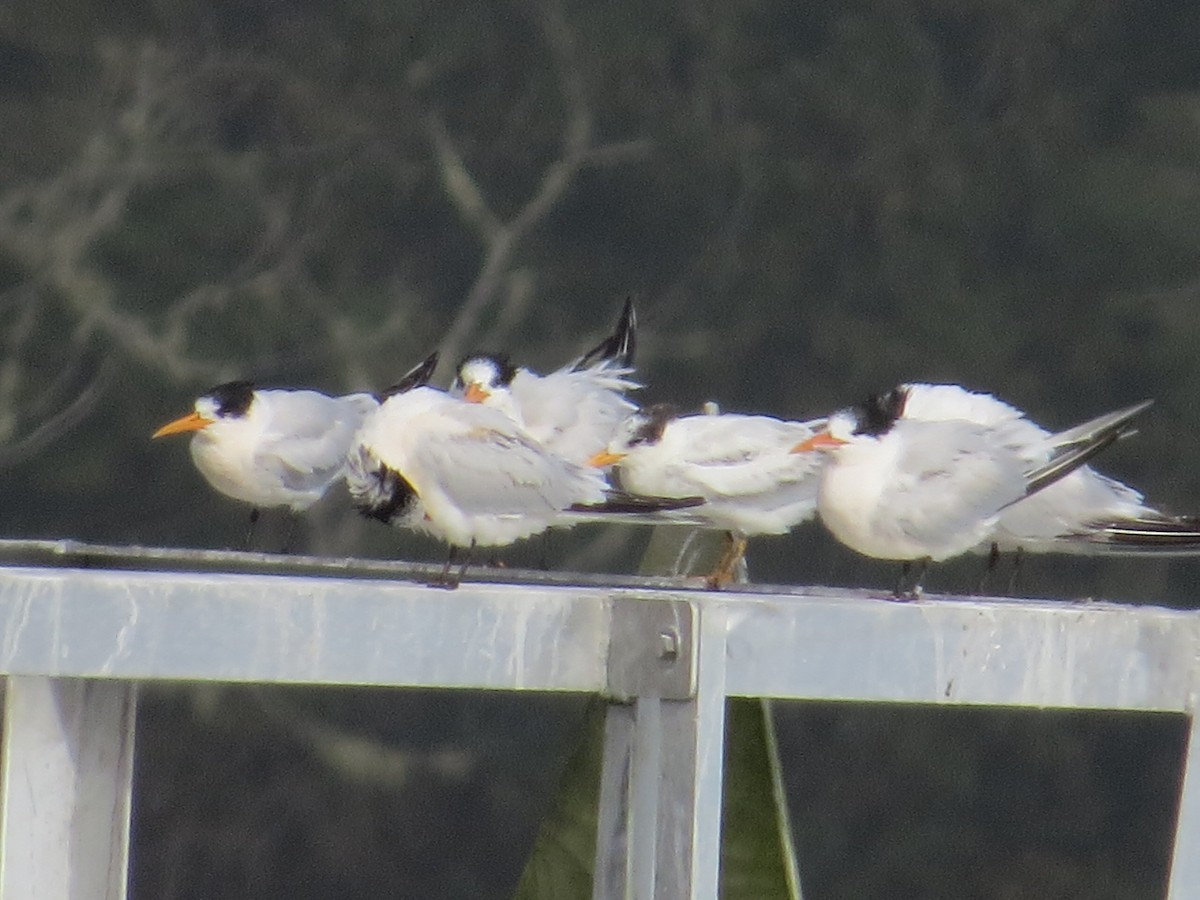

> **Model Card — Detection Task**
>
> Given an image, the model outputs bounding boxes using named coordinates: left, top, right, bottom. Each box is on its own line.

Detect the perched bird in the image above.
left=152, top=381, right=379, bottom=545
left=589, top=404, right=827, bottom=587
left=794, top=386, right=1150, bottom=594
left=893, top=383, right=1200, bottom=557
left=347, top=379, right=612, bottom=587
left=450, top=298, right=639, bottom=464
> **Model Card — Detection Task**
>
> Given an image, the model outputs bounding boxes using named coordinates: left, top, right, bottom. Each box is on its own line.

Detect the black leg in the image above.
left=911, top=557, right=930, bottom=595
left=244, top=508, right=261, bottom=551
left=432, top=546, right=458, bottom=588
left=1006, top=546, right=1025, bottom=595
left=893, top=558, right=930, bottom=600
left=431, top=543, right=475, bottom=590
left=977, top=542, right=1000, bottom=595
left=453, top=541, right=476, bottom=587
left=280, top=511, right=299, bottom=555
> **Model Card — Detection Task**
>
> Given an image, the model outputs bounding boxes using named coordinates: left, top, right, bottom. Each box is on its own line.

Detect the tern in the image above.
left=894, top=383, right=1200, bottom=558
left=794, top=386, right=1150, bottom=594
left=451, top=298, right=639, bottom=464
left=350, top=356, right=705, bottom=586
left=152, top=380, right=379, bottom=545
left=589, top=404, right=827, bottom=587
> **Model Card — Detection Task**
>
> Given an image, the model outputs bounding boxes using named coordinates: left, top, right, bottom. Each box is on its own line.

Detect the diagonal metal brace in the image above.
left=605, top=597, right=697, bottom=701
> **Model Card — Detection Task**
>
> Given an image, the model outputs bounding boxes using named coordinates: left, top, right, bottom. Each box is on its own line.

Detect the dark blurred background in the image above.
left=2, top=0, right=1199, bottom=896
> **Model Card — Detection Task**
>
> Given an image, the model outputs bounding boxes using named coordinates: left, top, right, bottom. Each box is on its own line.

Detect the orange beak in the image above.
left=152, top=411, right=214, bottom=439
left=792, top=432, right=848, bottom=453
left=588, top=450, right=627, bottom=468
left=463, top=383, right=490, bottom=404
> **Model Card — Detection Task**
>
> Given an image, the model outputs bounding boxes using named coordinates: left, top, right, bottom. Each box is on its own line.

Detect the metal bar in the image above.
left=2, top=565, right=1197, bottom=712
left=721, top=593, right=1200, bottom=711
left=0, top=539, right=717, bottom=594
left=594, top=703, right=635, bottom=899
left=0, top=567, right=610, bottom=691
left=0, top=676, right=136, bottom=900
left=687, top=603, right=728, bottom=899
left=630, top=697, right=663, bottom=898
left=1167, top=713, right=1200, bottom=899
left=591, top=600, right=727, bottom=900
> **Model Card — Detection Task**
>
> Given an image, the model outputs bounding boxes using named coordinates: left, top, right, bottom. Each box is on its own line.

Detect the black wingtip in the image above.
left=573, top=297, right=637, bottom=371
left=1017, top=399, right=1155, bottom=501
left=380, top=351, right=439, bottom=399
left=568, top=491, right=704, bottom=515
left=1081, top=514, right=1200, bottom=549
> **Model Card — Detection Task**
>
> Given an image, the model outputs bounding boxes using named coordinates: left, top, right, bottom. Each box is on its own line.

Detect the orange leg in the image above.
left=706, top=532, right=748, bottom=589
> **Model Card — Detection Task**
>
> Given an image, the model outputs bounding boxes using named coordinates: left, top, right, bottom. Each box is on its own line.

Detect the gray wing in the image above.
left=671, top=415, right=823, bottom=498
left=414, top=425, right=607, bottom=515
left=510, top=368, right=638, bottom=460
left=886, top=420, right=1027, bottom=540
left=259, top=391, right=378, bottom=491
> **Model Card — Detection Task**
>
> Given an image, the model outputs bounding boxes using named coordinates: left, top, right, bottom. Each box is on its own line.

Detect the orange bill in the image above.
left=587, top=450, right=626, bottom=468
left=791, top=432, right=848, bottom=453
left=463, top=383, right=490, bottom=404
left=152, top=411, right=214, bottom=439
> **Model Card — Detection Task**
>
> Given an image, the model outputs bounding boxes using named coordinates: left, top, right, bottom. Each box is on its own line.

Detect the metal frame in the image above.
left=0, top=541, right=1197, bottom=899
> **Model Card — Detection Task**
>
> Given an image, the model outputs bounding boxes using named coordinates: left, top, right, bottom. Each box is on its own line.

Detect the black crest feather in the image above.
left=204, top=381, right=256, bottom=418
left=629, top=403, right=679, bottom=447
left=455, top=352, right=517, bottom=388
left=854, top=387, right=909, bottom=437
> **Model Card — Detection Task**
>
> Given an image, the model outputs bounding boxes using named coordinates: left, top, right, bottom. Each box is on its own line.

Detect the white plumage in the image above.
left=153, top=381, right=378, bottom=512
left=451, top=299, right=639, bottom=465
left=595, top=405, right=826, bottom=536
left=347, top=385, right=610, bottom=550
left=591, top=405, right=827, bottom=585
left=799, top=386, right=1149, bottom=566
left=897, top=383, right=1197, bottom=553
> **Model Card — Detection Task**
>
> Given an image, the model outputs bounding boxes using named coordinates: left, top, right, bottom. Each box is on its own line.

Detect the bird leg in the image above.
left=893, top=558, right=930, bottom=600
left=431, top=542, right=476, bottom=590
left=976, top=542, right=1001, bottom=595
left=432, top=546, right=459, bottom=589
left=279, top=512, right=300, bottom=555
left=1006, top=547, right=1025, bottom=595
left=706, top=532, right=748, bottom=590
left=244, top=508, right=261, bottom=551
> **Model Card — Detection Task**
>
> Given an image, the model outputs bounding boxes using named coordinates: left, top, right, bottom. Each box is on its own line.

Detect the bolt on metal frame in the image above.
left=0, top=539, right=1198, bottom=899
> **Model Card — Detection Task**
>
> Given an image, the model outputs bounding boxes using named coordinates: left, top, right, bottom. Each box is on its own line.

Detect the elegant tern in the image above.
left=451, top=298, right=639, bottom=464
left=895, top=383, right=1200, bottom=556
left=349, top=366, right=697, bottom=586
left=590, top=404, right=827, bottom=587
left=152, top=380, right=378, bottom=544
left=795, top=386, right=1149, bottom=593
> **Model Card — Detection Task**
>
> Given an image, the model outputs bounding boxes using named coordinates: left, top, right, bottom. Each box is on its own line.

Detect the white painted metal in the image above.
left=1167, top=715, right=1200, bottom=899
left=0, top=542, right=1198, bottom=900
left=0, top=566, right=611, bottom=690
left=0, top=677, right=136, bottom=900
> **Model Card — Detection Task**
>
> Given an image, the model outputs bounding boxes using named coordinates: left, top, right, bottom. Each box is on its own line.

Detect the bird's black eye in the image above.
left=853, top=387, right=908, bottom=437
left=205, top=380, right=255, bottom=418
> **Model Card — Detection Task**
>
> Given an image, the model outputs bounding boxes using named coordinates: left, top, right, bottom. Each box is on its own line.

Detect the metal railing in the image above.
left=0, top=539, right=1197, bottom=899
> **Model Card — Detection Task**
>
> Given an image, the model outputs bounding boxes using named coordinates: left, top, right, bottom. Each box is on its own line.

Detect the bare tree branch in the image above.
left=0, top=357, right=118, bottom=469
left=425, top=112, right=503, bottom=243
left=433, top=0, right=598, bottom=366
